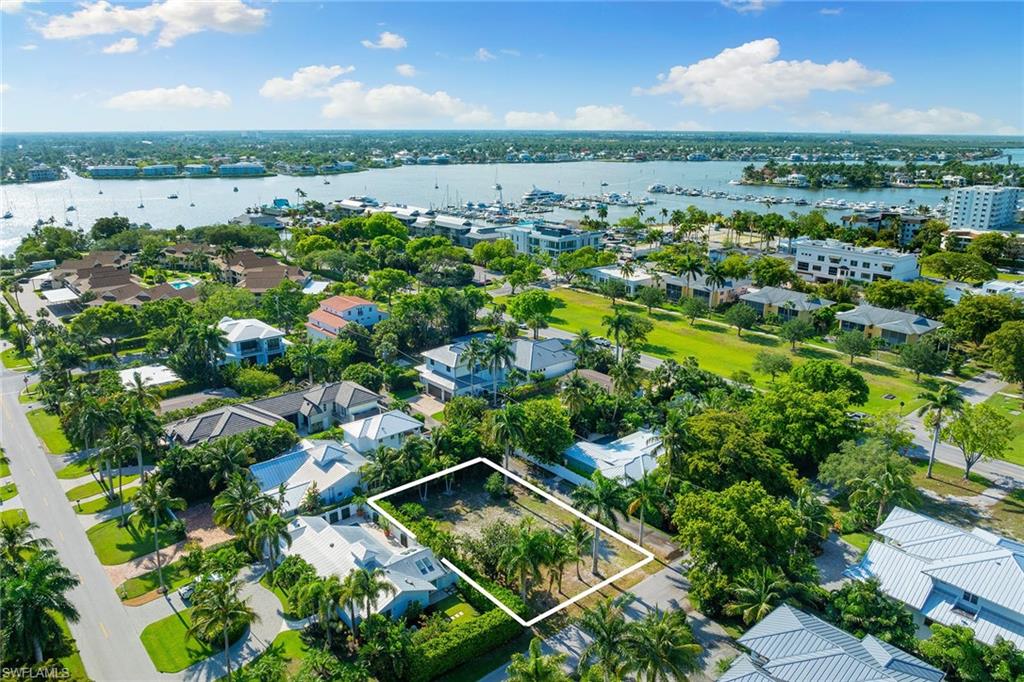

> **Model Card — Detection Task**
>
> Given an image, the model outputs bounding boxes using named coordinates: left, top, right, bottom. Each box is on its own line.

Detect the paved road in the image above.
left=479, top=561, right=737, bottom=682
left=1, top=368, right=161, bottom=681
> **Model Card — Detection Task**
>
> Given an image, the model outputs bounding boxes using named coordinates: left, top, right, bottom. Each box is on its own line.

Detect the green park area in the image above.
left=25, top=408, right=73, bottom=454
left=535, top=288, right=942, bottom=414
left=0, top=481, right=18, bottom=502
left=984, top=393, right=1024, bottom=466
left=86, top=517, right=183, bottom=565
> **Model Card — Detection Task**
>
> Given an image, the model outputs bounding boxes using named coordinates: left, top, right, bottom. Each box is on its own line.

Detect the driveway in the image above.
left=816, top=534, right=860, bottom=590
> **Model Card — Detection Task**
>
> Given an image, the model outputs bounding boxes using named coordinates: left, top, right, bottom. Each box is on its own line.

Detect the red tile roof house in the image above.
left=306, top=295, right=388, bottom=340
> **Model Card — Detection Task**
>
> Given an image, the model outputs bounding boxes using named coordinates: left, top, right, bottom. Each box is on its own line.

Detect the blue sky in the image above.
left=1, top=0, right=1021, bottom=134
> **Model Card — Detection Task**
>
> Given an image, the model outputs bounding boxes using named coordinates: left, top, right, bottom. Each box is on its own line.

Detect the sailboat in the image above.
left=188, top=186, right=195, bottom=207
left=434, top=173, right=439, bottom=190
left=233, top=186, right=239, bottom=192
left=138, top=191, right=145, bottom=209
left=323, top=178, right=330, bottom=185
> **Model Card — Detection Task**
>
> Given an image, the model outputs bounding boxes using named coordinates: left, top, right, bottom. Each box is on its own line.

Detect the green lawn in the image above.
left=118, top=556, right=196, bottom=601
left=984, top=393, right=1024, bottom=467
left=76, top=485, right=141, bottom=514
left=433, top=594, right=479, bottom=624
left=840, top=532, right=873, bottom=552
left=0, top=456, right=9, bottom=478
left=230, top=629, right=309, bottom=680
left=54, top=611, right=89, bottom=681
left=0, top=482, right=18, bottom=501
left=25, top=408, right=73, bottom=454
left=86, top=518, right=183, bottom=565
left=1, top=509, right=29, bottom=525
left=18, top=385, right=40, bottom=403
left=56, top=459, right=95, bottom=480
left=911, top=460, right=993, bottom=497
left=66, top=474, right=139, bottom=502
left=140, top=608, right=246, bottom=673
left=534, top=289, right=941, bottom=414
left=0, top=347, right=32, bottom=370
left=989, top=489, right=1024, bottom=542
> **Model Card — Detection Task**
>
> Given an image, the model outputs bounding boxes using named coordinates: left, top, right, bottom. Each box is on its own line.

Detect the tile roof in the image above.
left=321, top=295, right=373, bottom=313
left=165, top=403, right=285, bottom=446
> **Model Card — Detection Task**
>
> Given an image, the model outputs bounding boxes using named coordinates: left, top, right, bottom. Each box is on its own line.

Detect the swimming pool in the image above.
left=169, top=281, right=194, bottom=290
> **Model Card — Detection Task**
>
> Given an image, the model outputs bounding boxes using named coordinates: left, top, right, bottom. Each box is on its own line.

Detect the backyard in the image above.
left=535, top=288, right=948, bottom=414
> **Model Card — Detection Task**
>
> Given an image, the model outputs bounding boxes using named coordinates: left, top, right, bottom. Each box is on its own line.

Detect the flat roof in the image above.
left=41, top=288, right=80, bottom=303
left=118, top=364, right=181, bottom=388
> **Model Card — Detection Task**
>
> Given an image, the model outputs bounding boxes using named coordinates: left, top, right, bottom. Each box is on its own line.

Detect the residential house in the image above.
left=582, top=265, right=656, bottom=295
left=740, top=286, right=834, bottom=321
left=341, top=410, right=423, bottom=455
left=664, top=272, right=751, bottom=307
left=229, top=213, right=287, bottom=230
left=563, top=430, right=661, bottom=484
left=165, top=380, right=383, bottom=446
left=836, top=304, right=942, bottom=345
left=306, top=295, right=388, bottom=340
left=249, top=439, right=367, bottom=516
left=215, top=249, right=307, bottom=293
left=720, top=604, right=944, bottom=682
left=846, top=507, right=1024, bottom=648
left=282, top=515, right=457, bottom=626
left=218, top=316, right=288, bottom=365
left=27, top=164, right=58, bottom=182
left=513, top=337, right=579, bottom=380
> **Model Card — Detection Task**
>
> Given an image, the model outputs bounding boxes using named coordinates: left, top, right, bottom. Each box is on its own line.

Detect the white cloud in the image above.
left=474, top=48, right=496, bottom=62
left=1, top=0, right=38, bottom=14
left=395, top=64, right=417, bottom=78
left=259, top=64, right=354, bottom=100
left=721, top=0, right=771, bottom=13
left=500, top=48, right=520, bottom=57
left=19, top=43, right=38, bottom=51
left=819, top=7, right=843, bottom=15
left=0, top=83, right=10, bottom=94
left=102, top=36, right=138, bottom=53
left=361, top=31, right=406, bottom=50
left=38, top=0, right=266, bottom=48
left=320, top=81, right=492, bottom=126
left=105, top=84, right=231, bottom=111
left=797, top=103, right=1020, bottom=135
left=505, top=105, right=651, bottom=130
left=639, top=38, right=892, bottom=111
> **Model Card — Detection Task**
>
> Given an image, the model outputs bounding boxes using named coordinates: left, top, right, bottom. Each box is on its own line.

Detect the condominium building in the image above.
left=792, top=237, right=919, bottom=283
left=218, top=161, right=266, bottom=176
left=947, top=185, right=1020, bottom=230
left=88, top=165, right=139, bottom=178
left=497, top=223, right=603, bottom=257
left=184, top=163, right=212, bottom=176
left=27, top=164, right=58, bottom=182
left=141, top=164, right=178, bottom=177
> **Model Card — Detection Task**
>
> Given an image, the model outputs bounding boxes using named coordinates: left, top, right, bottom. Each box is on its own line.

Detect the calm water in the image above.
left=3, top=154, right=1020, bottom=255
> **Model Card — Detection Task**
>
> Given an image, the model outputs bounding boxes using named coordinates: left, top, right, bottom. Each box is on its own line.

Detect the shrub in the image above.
left=407, top=608, right=522, bottom=682
left=341, top=362, right=384, bottom=392
left=230, top=367, right=281, bottom=397
left=484, top=472, right=507, bottom=499
left=398, top=502, right=426, bottom=522
left=272, top=555, right=318, bottom=593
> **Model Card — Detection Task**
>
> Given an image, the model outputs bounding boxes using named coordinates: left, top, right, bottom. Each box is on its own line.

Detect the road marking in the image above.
left=99, top=622, right=109, bottom=639
left=42, top=496, right=49, bottom=507
left=59, top=530, right=64, bottom=541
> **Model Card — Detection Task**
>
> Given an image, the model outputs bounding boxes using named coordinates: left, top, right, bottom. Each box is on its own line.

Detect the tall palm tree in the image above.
left=507, top=637, right=570, bottom=682
left=626, top=473, right=664, bottom=549
left=213, top=473, right=274, bottom=532
left=461, top=337, right=487, bottom=397
left=545, top=533, right=577, bottom=595
left=123, top=371, right=161, bottom=410
left=567, top=519, right=592, bottom=580
left=186, top=576, right=258, bottom=681
left=560, top=374, right=591, bottom=427
left=917, top=385, right=965, bottom=479
left=186, top=322, right=228, bottom=376
left=2, top=551, right=81, bottom=663
left=602, top=310, right=631, bottom=362
left=297, top=575, right=345, bottom=648
left=201, top=439, right=254, bottom=490
left=677, top=253, right=705, bottom=294
left=849, top=458, right=919, bottom=526
left=794, top=483, right=832, bottom=543
left=132, top=477, right=186, bottom=593
left=618, top=260, right=637, bottom=280
left=122, top=401, right=161, bottom=481
left=624, top=609, right=702, bottom=682
left=288, top=341, right=327, bottom=384
left=724, top=567, right=791, bottom=625
left=350, top=567, right=397, bottom=630
left=703, top=261, right=728, bottom=308
left=484, top=334, right=515, bottom=404
left=577, top=597, right=630, bottom=682
left=610, top=350, right=642, bottom=399
left=569, top=329, right=597, bottom=363
left=490, top=405, right=525, bottom=475
left=246, top=513, right=292, bottom=573
left=498, top=520, right=548, bottom=602
left=97, top=425, right=137, bottom=525
left=0, top=519, right=52, bottom=569
left=571, top=472, right=626, bottom=575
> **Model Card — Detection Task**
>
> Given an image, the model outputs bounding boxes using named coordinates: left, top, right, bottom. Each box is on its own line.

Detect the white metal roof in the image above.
left=217, top=316, right=286, bottom=342
left=41, top=287, right=79, bottom=303
left=249, top=439, right=366, bottom=513
left=563, top=430, right=661, bottom=483
left=117, top=364, right=181, bottom=389
left=342, top=410, right=421, bottom=443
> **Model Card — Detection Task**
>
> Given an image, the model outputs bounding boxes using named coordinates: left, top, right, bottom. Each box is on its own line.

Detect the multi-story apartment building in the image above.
left=218, top=161, right=266, bottom=176
left=184, top=163, right=213, bottom=176
left=497, top=223, right=603, bottom=257
left=141, top=164, right=178, bottom=177
left=792, top=238, right=919, bottom=283
left=947, top=185, right=1020, bottom=230
left=27, top=164, right=58, bottom=182
left=88, top=165, right=139, bottom=178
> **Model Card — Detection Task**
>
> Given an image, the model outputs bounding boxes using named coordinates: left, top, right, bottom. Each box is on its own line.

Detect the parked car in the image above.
left=177, top=572, right=223, bottom=603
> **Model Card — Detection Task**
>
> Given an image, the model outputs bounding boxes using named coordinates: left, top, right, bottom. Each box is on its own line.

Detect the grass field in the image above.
left=54, top=611, right=89, bottom=681
left=1, top=509, right=29, bottom=525
left=119, top=556, right=196, bottom=601
left=56, top=458, right=94, bottom=480
left=25, top=408, right=73, bottom=454
left=532, top=289, right=944, bottom=414
left=66, top=474, right=139, bottom=502
left=0, top=347, right=32, bottom=370
left=139, top=608, right=246, bottom=673
left=0, top=481, right=18, bottom=502
left=0, top=456, right=9, bottom=478
left=911, top=460, right=993, bottom=497
left=984, top=393, right=1024, bottom=466
left=86, top=517, right=183, bottom=565
left=76, top=485, right=141, bottom=514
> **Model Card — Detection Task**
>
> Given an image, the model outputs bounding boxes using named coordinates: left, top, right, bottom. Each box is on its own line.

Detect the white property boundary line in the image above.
left=367, top=457, right=655, bottom=627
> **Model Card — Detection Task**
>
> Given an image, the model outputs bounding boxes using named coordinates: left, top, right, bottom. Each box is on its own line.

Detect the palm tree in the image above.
left=201, top=439, right=254, bottom=490
left=610, top=350, right=642, bottom=399
left=122, top=402, right=161, bottom=481
left=917, top=385, right=965, bottom=479
left=297, top=575, right=345, bottom=648
left=97, top=426, right=137, bottom=525
left=132, top=477, right=186, bottom=593
left=567, top=519, right=592, bottom=580
left=677, top=253, right=704, bottom=293
left=507, top=637, right=569, bottom=682
left=498, top=520, right=548, bottom=602
left=288, top=341, right=327, bottom=384
left=849, top=457, right=919, bottom=526
left=571, top=472, right=626, bottom=575
left=186, top=322, right=228, bottom=376
left=484, top=334, right=515, bottom=404
left=186, top=575, right=258, bottom=681
left=724, top=567, right=791, bottom=625
left=569, top=329, right=597, bottom=363
left=351, top=567, right=397, bottom=630
left=624, top=609, right=702, bottom=682
left=602, top=309, right=631, bottom=362
left=618, top=260, right=637, bottom=280
left=545, top=533, right=577, bottom=595
left=246, top=513, right=292, bottom=573
left=577, top=597, right=630, bottom=681
left=2, top=551, right=80, bottom=663
left=703, top=261, right=728, bottom=308
left=0, top=519, right=52, bottom=568
left=626, top=473, right=664, bottom=549
left=490, top=405, right=525, bottom=475
left=213, top=474, right=274, bottom=532
left=462, top=337, right=487, bottom=397
left=560, top=373, right=591, bottom=427
left=794, top=483, right=832, bottom=543
left=123, top=371, right=161, bottom=410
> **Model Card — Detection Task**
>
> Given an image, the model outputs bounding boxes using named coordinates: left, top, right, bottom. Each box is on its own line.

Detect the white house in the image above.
left=306, top=295, right=388, bottom=340
left=342, top=410, right=423, bottom=455
left=582, top=264, right=656, bottom=294
left=513, top=338, right=578, bottom=380
left=846, top=507, right=1024, bottom=648
left=118, top=364, right=180, bottom=389
left=791, top=238, right=919, bottom=284
left=563, top=430, right=661, bottom=483
left=283, top=515, right=457, bottom=625
left=218, top=316, right=288, bottom=366
left=249, top=439, right=367, bottom=516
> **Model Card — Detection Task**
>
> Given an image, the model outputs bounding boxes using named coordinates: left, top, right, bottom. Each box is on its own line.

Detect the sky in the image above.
left=1, top=0, right=1021, bottom=135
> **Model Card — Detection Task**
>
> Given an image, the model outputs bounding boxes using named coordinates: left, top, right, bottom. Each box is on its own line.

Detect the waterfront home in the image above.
left=306, top=295, right=387, bottom=340
left=836, top=304, right=941, bottom=345
left=282, top=515, right=457, bottom=626
left=740, top=286, right=834, bottom=321
left=218, top=161, right=266, bottom=176
left=141, top=164, right=178, bottom=177
left=88, top=165, right=139, bottom=178
left=663, top=272, right=751, bottom=307
left=720, top=604, right=944, bottom=682
left=791, top=238, right=920, bottom=284
left=563, top=430, right=660, bottom=484
left=341, top=410, right=423, bottom=455
left=27, top=164, right=58, bottom=182
left=416, top=335, right=577, bottom=402
left=497, top=222, right=603, bottom=257
left=165, top=380, right=384, bottom=446
left=250, top=439, right=367, bottom=516
left=582, top=264, right=656, bottom=295
left=846, top=507, right=1024, bottom=648
left=218, top=316, right=287, bottom=366
left=230, top=213, right=287, bottom=230
left=320, top=161, right=357, bottom=173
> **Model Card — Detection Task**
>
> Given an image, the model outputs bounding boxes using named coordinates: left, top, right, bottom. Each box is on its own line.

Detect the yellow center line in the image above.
left=99, top=622, right=109, bottom=639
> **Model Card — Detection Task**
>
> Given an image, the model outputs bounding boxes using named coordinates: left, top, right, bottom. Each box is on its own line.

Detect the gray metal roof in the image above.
left=836, top=305, right=942, bottom=335
left=722, top=605, right=943, bottom=682
left=740, top=286, right=835, bottom=311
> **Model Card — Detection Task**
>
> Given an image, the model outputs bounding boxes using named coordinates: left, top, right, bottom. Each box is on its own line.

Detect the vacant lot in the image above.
left=388, top=466, right=646, bottom=618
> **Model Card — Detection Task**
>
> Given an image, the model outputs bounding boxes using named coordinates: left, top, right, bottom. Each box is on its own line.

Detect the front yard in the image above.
left=25, top=408, right=72, bottom=454
left=0, top=347, right=32, bottom=370
left=86, top=517, right=184, bottom=565
left=139, top=607, right=246, bottom=673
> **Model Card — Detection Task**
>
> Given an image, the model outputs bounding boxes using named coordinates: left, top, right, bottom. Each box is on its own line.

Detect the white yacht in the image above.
left=646, top=183, right=669, bottom=193
left=521, top=187, right=565, bottom=203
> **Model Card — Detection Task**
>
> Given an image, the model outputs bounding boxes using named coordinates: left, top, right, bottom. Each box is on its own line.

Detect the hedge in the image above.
left=408, top=607, right=521, bottom=682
